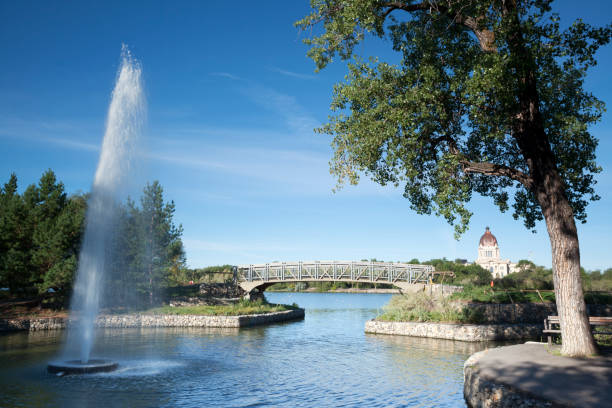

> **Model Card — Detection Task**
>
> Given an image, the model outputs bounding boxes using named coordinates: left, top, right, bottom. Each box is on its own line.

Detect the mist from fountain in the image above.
left=63, top=46, right=145, bottom=364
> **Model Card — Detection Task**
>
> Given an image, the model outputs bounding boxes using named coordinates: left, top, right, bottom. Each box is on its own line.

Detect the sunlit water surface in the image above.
left=0, top=293, right=493, bottom=407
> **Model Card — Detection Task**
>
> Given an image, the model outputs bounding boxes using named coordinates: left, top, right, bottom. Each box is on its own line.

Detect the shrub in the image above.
left=377, top=291, right=483, bottom=323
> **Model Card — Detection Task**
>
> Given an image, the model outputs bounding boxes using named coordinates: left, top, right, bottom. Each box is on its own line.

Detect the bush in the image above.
left=426, top=259, right=493, bottom=286
left=377, top=292, right=484, bottom=323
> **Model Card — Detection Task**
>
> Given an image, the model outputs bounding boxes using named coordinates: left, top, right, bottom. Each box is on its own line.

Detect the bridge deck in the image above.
left=235, top=261, right=434, bottom=285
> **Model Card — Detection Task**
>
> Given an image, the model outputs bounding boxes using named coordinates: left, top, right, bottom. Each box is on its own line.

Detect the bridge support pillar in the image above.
left=238, top=282, right=264, bottom=300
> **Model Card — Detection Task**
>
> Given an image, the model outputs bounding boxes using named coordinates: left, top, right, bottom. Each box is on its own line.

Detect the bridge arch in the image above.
left=235, top=261, right=434, bottom=297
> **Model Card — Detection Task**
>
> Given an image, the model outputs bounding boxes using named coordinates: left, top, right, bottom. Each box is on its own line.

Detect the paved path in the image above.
left=470, top=343, right=612, bottom=407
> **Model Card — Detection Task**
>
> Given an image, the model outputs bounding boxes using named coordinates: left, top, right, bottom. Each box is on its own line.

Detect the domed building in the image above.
left=475, top=227, right=518, bottom=278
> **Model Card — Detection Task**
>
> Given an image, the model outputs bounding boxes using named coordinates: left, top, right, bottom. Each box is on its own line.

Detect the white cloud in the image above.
left=241, top=84, right=320, bottom=138
left=209, top=72, right=242, bottom=81
left=0, top=116, right=100, bottom=152
left=269, top=67, right=316, bottom=80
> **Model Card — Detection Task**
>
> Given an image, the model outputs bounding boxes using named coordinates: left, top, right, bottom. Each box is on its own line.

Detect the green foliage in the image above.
left=451, top=284, right=556, bottom=303
left=582, top=268, right=612, bottom=292
left=0, top=172, right=186, bottom=309
left=378, top=292, right=484, bottom=323
left=105, top=181, right=186, bottom=307
left=498, top=260, right=554, bottom=290
left=427, top=258, right=493, bottom=286
left=183, top=265, right=235, bottom=284
left=0, top=171, right=85, bottom=298
left=147, top=298, right=298, bottom=316
left=297, top=0, right=611, bottom=236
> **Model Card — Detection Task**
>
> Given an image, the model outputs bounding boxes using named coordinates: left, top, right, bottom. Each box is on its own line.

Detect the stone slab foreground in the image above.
left=464, top=343, right=612, bottom=407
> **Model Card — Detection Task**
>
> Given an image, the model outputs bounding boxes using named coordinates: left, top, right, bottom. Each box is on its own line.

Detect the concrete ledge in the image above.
left=463, top=343, right=612, bottom=407
left=365, top=319, right=541, bottom=342
left=0, top=309, right=304, bottom=331
left=464, top=348, right=555, bottom=408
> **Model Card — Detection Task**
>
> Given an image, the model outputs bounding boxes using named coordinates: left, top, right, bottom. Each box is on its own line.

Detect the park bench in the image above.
left=543, top=316, right=612, bottom=346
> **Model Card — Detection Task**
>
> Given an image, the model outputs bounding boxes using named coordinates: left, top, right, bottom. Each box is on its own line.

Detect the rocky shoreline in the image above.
left=0, top=308, right=305, bottom=331
left=365, top=320, right=541, bottom=342
left=365, top=303, right=612, bottom=342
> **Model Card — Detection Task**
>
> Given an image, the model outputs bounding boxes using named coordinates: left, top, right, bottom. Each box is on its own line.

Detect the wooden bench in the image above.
left=543, top=316, right=612, bottom=346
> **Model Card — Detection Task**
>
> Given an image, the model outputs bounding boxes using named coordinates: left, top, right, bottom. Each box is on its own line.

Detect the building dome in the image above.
left=479, top=227, right=498, bottom=247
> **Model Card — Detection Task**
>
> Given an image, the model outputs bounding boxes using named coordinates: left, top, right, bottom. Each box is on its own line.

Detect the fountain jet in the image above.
left=51, top=46, right=145, bottom=373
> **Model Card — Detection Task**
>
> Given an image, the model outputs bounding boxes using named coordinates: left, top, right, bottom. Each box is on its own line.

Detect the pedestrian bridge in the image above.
left=235, top=261, right=435, bottom=295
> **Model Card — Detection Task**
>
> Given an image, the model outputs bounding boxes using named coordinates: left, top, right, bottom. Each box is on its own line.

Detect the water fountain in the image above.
left=48, top=45, right=145, bottom=374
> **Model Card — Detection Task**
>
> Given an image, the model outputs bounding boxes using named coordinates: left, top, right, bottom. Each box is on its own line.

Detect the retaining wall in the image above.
left=0, top=309, right=304, bottom=332
left=469, top=303, right=612, bottom=324
left=365, top=320, right=542, bottom=342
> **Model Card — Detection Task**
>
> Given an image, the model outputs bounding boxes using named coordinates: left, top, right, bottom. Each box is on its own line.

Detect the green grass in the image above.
left=448, top=285, right=612, bottom=304
left=145, top=299, right=299, bottom=316
left=377, top=292, right=484, bottom=324
left=450, top=285, right=556, bottom=303
left=594, top=326, right=612, bottom=347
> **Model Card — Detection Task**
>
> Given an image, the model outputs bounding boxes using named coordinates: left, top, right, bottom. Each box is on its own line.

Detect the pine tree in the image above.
left=0, top=174, right=31, bottom=292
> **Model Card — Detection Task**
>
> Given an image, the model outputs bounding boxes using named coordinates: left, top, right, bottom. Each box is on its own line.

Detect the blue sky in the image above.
left=1, top=1, right=611, bottom=270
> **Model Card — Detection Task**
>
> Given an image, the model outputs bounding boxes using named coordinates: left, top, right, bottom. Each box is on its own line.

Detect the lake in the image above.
left=0, top=292, right=491, bottom=407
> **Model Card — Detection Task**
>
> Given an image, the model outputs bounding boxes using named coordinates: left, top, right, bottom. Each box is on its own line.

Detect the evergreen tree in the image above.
left=0, top=171, right=86, bottom=298
left=0, top=174, right=31, bottom=292
left=104, top=181, right=186, bottom=307
left=139, top=181, right=186, bottom=305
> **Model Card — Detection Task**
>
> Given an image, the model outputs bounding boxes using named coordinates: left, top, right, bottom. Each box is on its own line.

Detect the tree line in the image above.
left=0, top=170, right=186, bottom=308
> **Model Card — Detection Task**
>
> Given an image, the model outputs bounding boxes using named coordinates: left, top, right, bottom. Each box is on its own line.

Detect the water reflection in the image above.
left=0, top=293, right=492, bottom=407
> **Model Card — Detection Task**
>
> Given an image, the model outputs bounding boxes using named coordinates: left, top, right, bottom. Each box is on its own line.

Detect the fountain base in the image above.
left=47, top=359, right=118, bottom=374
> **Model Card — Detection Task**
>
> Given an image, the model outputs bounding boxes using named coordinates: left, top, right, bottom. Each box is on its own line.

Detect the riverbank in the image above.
left=367, top=298, right=612, bottom=341
left=365, top=320, right=541, bottom=341
left=0, top=308, right=305, bottom=331
left=464, top=342, right=612, bottom=407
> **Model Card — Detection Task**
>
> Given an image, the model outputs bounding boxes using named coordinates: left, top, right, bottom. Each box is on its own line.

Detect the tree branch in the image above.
left=381, top=2, right=430, bottom=18
left=380, top=1, right=497, bottom=52
left=462, top=161, right=533, bottom=188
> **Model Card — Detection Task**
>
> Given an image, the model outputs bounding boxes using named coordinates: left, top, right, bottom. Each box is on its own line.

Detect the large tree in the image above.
left=105, top=181, right=186, bottom=307
left=297, top=0, right=610, bottom=356
left=0, top=171, right=86, bottom=298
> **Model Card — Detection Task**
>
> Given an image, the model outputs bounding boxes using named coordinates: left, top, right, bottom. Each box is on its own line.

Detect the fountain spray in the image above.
left=54, top=46, right=145, bottom=372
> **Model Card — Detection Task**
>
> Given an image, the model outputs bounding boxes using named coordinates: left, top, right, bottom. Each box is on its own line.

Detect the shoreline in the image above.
left=365, top=320, right=541, bottom=342
left=0, top=308, right=305, bottom=331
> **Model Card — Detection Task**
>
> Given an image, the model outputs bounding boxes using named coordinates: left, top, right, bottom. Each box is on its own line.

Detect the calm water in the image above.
left=0, top=293, right=491, bottom=407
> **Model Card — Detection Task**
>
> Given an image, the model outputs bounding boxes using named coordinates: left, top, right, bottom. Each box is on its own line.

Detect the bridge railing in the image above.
left=235, top=261, right=434, bottom=285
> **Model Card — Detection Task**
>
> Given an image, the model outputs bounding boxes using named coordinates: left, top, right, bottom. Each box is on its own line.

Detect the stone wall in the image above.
left=0, top=317, right=67, bottom=331
left=365, top=320, right=542, bottom=342
left=0, top=309, right=304, bottom=332
left=365, top=304, right=612, bottom=341
left=469, top=303, right=612, bottom=324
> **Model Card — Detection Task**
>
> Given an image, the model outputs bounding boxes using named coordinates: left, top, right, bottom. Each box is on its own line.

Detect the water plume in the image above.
left=64, top=45, right=145, bottom=363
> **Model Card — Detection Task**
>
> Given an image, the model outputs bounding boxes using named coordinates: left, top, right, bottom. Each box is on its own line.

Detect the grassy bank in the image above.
left=377, top=292, right=484, bottom=324
left=449, top=285, right=612, bottom=304
left=146, top=299, right=299, bottom=316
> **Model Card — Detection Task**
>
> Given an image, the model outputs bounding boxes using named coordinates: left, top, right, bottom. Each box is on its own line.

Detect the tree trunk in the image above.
left=517, top=123, right=597, bottom=356
left=538, top=181, right=598, bottom=357
left=503, top=4, right=598, bottom=356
